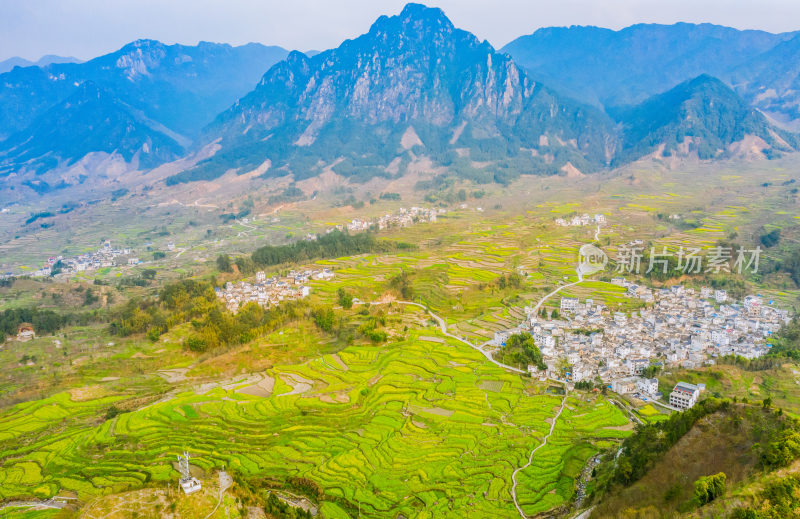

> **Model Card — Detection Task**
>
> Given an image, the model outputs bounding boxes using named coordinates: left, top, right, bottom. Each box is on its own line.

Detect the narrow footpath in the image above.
left=510, top=390, right=569, bottom=518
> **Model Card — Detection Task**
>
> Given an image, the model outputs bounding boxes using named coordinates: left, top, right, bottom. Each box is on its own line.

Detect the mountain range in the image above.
left=169, top=3, right=618, bottom=186
left=0, top=55, right=83, bottom=74
left=0, top=40, right=288, bottom=186
left=0, top=81, right=185, bottom=178
left=1, top=3, right=799, bottom=202
left=501, top=23, right=800, bottom=131
left=611, top=74, right=798, bottom=164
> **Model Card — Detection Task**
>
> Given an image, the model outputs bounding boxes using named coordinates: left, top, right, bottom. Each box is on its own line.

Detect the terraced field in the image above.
left=309, top=216, right=601, bottom=345
left=3, top=159, right=800, bottom=518
left=0, top=326, right=629, bottom=517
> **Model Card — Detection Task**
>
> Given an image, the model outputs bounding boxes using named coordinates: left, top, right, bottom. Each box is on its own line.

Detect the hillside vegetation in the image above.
left=590, top=401, right=800, bottom=518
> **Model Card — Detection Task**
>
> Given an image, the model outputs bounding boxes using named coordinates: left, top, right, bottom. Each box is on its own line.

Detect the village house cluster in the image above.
left=492, top=278, right=790, bottom=406
left=28, top=241, right=138, bottom=277
left=4, top=207, right=444, bottom=278
left=325, top=206, right=445, bottom=234
left=215, top=268, right=334, bottom=313
left=555, top=213, right=606, bottom=227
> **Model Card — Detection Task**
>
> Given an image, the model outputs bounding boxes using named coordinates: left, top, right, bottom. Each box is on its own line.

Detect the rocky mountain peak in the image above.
left=179, top=3, right=617, bottom=186
left=369, top=3, right=457, bottom=41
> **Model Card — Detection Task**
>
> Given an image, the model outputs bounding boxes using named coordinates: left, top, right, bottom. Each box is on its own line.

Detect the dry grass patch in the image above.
left=69, top=385, right=107, bottom=402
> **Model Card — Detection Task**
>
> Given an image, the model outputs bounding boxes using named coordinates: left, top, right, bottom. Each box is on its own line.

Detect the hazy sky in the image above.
left=3, top=0, right=800, bottom=62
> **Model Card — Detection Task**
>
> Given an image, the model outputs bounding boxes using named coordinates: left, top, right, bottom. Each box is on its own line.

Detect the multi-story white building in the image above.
left=560, top=297, right=579, bottom=313
left=637, top=377, right=659, bottom=395
left=534, top=332, right=556, bottom=349
left=612, top=378, right=637, bottom=394
left=492, top=330, right=511, bottom=346
left=669, top=382, right=700, bottom=410
left=711, top=330, right=729, bottom=345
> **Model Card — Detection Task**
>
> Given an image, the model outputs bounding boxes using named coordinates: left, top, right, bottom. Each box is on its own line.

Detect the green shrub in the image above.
left=216, top=254, right=233, bottom=273
left=694, top=472, right=726, bottom=505
left=312, top=307, right=336, bottom=332
left=337, top=288, right=353, bottom=310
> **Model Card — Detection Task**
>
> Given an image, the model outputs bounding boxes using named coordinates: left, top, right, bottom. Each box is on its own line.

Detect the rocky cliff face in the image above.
left=212, top=4, right=537, bottom=138
left=184, top=3, right=617, bottom=185
left=5, top=2, right=796, bottom=196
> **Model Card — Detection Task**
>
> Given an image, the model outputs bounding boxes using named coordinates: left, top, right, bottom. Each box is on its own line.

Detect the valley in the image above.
left=2, top=3, right=800, bottom=518
left=1, top=153, right=799, bottom=518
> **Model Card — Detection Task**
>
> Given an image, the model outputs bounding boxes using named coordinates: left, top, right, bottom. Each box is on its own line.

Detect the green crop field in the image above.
left=1, top=157, right=799, bottom=517
left=0, top=323, right=630, bottom=518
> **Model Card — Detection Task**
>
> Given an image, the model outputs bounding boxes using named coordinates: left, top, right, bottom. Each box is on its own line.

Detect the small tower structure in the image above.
left=178, top=451, right=201, bottom=494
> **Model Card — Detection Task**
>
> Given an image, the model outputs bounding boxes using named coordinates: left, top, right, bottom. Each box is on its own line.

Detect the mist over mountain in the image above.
left=0, top=40, right=288, bottom=143
left=501, top=23, right=798, bottom=108
left=0, top=55, right=83, bottom=74
left=502, top=22, right=800, bottom=132
left=0, top=40, right=288, bottom=198
left=0, top=81, right=185, bottom=184
left=730, top=32, right=800, bottom=130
